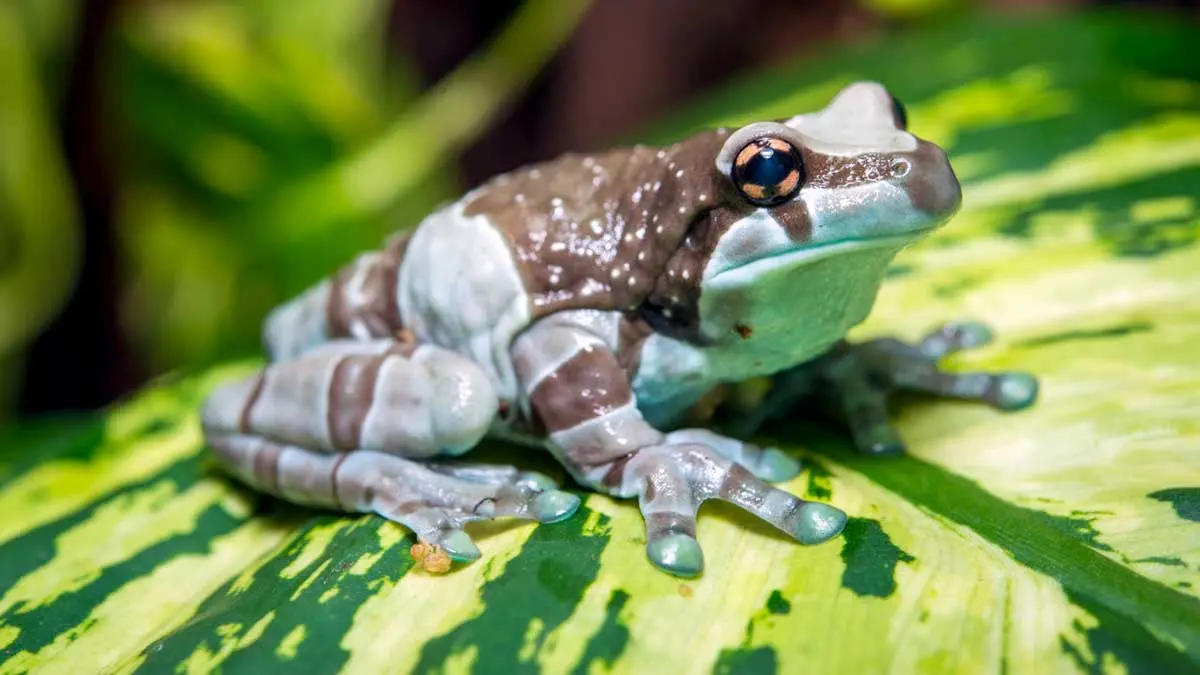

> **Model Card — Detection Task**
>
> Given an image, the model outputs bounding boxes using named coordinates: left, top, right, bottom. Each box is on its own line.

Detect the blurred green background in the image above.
left=0, top=0, right=1195, bottom=422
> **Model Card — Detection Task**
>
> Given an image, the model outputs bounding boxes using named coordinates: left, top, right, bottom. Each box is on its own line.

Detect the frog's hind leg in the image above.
left=201, top=339, right=580, bottom=562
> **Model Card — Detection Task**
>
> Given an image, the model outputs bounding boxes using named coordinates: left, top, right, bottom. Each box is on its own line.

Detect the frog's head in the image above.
left=703, top=81, right=960, bottom=283
left=651, top=82, right=962, bottom=352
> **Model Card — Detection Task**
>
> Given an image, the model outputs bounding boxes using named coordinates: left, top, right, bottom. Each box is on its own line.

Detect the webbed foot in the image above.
left=757, top=320, right=1038, bottom=455
left=606, top=443, right=846, bottom=577
left=340, top=453, right=582, bottom=564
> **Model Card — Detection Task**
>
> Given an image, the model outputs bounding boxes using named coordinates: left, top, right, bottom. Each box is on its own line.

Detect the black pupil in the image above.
left=741, top=142, right=795, bottom=193
left=890, top=94, right=908, bottom=130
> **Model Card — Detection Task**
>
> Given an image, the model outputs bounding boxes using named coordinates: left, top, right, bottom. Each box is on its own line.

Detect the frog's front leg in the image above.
left=200, top=339, right=580, bottom=563
left=511, top=316, right=846, bottom=578
left=745, top=321, right=1039, bottom=454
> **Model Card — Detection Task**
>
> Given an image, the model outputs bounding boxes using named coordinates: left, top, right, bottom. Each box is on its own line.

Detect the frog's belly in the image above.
left=630, top=331, right=842, bottom=427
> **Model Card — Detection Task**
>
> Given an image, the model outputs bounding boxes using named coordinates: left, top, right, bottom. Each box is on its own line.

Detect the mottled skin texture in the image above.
left=201, top=82, right=1038, bottom=578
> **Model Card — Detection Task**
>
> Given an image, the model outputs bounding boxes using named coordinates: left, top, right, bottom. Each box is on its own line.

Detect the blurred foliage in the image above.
left=108, top=0, right=591, bottom=375
left=0, top=1, right=83, bottom=418
left=0, top=0, right=1135, bottom=419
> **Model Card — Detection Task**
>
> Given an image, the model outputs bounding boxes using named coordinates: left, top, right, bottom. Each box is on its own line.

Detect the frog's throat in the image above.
left=702, top=230, right=932, bottom=291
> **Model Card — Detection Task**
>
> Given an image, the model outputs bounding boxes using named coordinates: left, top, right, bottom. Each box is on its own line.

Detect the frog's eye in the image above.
left=889, top=94, right=908, bottom=130
left=731, top=137, right=805, bottom=207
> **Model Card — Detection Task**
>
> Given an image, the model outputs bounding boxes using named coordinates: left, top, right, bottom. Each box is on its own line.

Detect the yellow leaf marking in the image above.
left=859, top=186, right=1200, bottom=597
left=338, top=518, right=537, bottom=674
left=180, top=611, right=276, bottom=675
left=0, top=365, right=255, bottom=549
left=1, top=520, right=290, bottom=675
left=0, top=478, right=239, bottom=617
left=275, top=624, right=306, bottom=661
left=966, top=113, right=1200, bottom=210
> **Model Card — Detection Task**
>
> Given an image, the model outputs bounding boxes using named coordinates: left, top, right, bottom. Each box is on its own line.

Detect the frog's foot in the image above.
left=813, top=321, right=1037, bottom=455
left=605, top=443, right=845, bottom=577
left=663, top=428, right=801, bottom=483
left=210, top=435, right=580, bottom=564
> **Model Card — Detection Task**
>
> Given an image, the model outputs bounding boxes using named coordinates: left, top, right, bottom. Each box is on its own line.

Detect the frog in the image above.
left=200, top=81, right=1038, bottom=578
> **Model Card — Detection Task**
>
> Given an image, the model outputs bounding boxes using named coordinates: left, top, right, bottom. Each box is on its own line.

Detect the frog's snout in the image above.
left=905, top=140, right=963, bottom=223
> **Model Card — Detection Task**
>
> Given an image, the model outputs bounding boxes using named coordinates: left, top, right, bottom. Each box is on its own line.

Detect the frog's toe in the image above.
left=754, top=447, right=803, bottom=482
left=436, top=529, right=483, bottom=562
left=919, top=320, right=995, bottom=357
left=646, top=533, right=704, bottom=578
left=534, top=490, right=581, bottom=523
left=794, top=502, right=848, bottom=545
left=993, top=371, right=1039, bottom=410
left=517, top=471, right=560, bottom=492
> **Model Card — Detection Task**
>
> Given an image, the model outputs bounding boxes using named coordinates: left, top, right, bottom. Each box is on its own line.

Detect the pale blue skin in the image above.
left=203, top=82, right=1038, bottom=579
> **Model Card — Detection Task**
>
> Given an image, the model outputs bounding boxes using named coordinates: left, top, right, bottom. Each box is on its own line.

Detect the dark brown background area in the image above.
left=19, top=0, right=1198, bottom=415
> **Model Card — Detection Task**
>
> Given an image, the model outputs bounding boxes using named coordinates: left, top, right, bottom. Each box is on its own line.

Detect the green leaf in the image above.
left=3, top=9, right=1199, bottom=674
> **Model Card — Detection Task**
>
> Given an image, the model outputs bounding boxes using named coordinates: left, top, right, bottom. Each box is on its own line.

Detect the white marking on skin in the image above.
left=359, top=352, right=436, bottom=455
left=263, top=279, right=332, bottom=361
left=702, top=210, right=792, bottom=281
left=802, top=183, right=925, bottom=243
left=276, top=445, right=341, bottom=506
left=247, top=354, right=340, bottom=451
left=785, top=82, right=917, bottom=156
left=396, top=203, right=532, bottom=401
left=548, top=402, right=664, bottom=470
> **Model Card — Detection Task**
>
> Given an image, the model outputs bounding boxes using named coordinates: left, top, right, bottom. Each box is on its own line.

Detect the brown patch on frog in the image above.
left=734, top=323, right=753, bottom=339
left=642, top=202, right=753, bottom=344
left=800, top=142, right=960, bottom=220
left=615, top=314, right=654, bottom=377
left=463, top=131, right=728, bottom=320
left=600, top=452, right=635, bottom=489
left=326, top=354, right=385, bottom=451
left=325, top=231, right=411, bottom=339
left=527, top=346, right=634, bottom=433
left=904, top=140, right=962, bottom=217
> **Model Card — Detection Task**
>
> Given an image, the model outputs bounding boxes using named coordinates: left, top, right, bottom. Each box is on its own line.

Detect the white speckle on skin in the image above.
left=682, top=270, right=690, bottom=280
left=698, top=193, right=708, bottom=202
left=655, top=225, right=664, bottom=234
left=515, top=193, right=525, bottom=203
left=552, top=197, right=563, bottom=206
left=624, top=233, right=634, bottom=243
left=590, top=219, right=603, bottom=234
left=611, top=269, right=621, bottom=279
left=675, top=170, right=684, bottom=178
left=583, top=157, right=594, bottom=167
left=638, top=251, right=647, bottom=261
left=550, top=242, right=566, bottom=252
left=530, top=169, right=541, bottom=179
left=678, top=206, right=687, bottom=214
left=656, top=150, right=666, bottom=159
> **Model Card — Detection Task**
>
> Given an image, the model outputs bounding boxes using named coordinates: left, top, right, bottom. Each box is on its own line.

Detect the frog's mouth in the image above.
left=702, top=230, right=932, bottom=291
